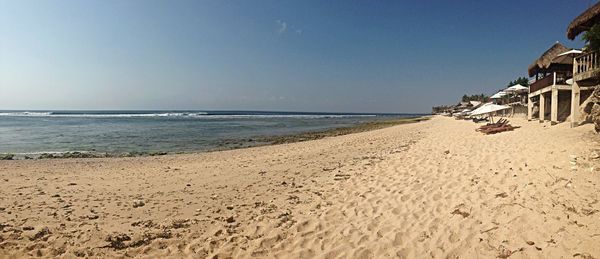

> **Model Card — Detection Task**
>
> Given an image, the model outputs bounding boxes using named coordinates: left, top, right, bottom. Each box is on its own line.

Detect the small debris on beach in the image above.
left=573, top=252, right=595, bottom=259
left=85, top=214, right=99, bottom=220
left=589, top=149, right=600, bottom=160
left=451, top=204, right=471, bottom=218
left=133, top=200, right=145, bottom=208
left=495, top=192, right=508, bottom=198
left=30, top=227, right=51, bottom=241
left=105, top=233, right=131, bottom=250
left=334, top=174, right=351, bottom=180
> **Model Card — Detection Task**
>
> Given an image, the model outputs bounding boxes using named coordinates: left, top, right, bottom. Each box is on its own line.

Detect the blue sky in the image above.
left=0, top=0, right=593, bottom=113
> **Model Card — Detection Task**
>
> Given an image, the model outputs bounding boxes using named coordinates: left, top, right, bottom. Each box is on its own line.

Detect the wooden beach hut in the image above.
left=567, top=1, right=600, bottom=127
left=527, top=42, right=575, bottom=124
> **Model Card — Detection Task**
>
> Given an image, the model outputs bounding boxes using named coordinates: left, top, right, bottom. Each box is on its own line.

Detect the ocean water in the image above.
left=0, top=110, right=420, bottom=155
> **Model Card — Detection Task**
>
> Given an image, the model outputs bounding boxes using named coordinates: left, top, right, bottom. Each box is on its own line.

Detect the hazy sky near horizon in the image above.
left=0, top=0, right=593, bottom=113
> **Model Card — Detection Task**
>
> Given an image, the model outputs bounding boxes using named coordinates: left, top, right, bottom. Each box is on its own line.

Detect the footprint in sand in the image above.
left=448, top=231, right=460, bottom=243
left=432, top=192, right=442, bottom=201
left=396, top=248, right=413, bottom=259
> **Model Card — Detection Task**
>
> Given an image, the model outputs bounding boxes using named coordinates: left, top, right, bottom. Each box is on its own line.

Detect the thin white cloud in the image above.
left=276, top=20, right=287, bottom=34
left=276, top=20, right=303, bottom=36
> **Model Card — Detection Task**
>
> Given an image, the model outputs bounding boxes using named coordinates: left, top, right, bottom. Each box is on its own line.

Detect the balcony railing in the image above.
left=529, top=74, right=554, bottom=93
left=529, top=72, right=570, bottom=93
left=574, top=51, right=600, bottom=82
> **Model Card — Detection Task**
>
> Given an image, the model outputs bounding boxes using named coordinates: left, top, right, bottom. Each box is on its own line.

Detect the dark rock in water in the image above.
left=37, top=152, right=104, bottom=159
left=0, top=154, right=14, bottom=160
left=123, top=151, right=145, bottom=157
left=38, top=153, right=56, bottom=159
left=62, top=152, right=102, bottom=158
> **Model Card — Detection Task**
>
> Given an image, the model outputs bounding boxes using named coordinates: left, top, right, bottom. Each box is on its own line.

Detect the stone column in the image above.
left=571, top=57, right=581, bottom=128
left=527, top=95, right=533, bottom=120
left=539, top=93, right=546, bottom=122
left=551, top=87, right=558, bottom=125
left=571, top=81, right=581, bottom=127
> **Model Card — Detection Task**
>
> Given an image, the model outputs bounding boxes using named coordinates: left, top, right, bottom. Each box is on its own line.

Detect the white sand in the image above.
left=1, top=116, right=599, bottom=258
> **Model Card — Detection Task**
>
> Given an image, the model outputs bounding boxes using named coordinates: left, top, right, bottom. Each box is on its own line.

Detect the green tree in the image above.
left=507, top=77, right=529, bottom=87
left=460, top=94, right=489, bottom=102
left=583, top=24, right=600, bottom=52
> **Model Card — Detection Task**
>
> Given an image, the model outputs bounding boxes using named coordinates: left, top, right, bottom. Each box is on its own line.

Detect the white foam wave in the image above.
left=0, top=112, right=377, bottom=119
left=188, top=114, right=377, bottom=119
left=0, top=112, right=53, bottom=116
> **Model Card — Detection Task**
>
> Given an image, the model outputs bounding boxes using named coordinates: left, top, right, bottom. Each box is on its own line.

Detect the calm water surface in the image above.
left=0, top=111, right=420, bottom=154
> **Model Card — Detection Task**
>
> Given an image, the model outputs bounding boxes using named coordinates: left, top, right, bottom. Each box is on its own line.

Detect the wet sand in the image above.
left=1, top=116, right=599, bottom=258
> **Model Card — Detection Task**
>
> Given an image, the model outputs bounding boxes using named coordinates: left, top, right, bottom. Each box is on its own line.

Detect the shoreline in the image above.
left=0, top=116, right=430, bottom=160
left=1, top=116, right=599, bottom=258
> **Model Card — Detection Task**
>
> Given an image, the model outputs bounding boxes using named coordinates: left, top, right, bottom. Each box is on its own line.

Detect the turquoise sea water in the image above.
left=0, top=110, right=421, bottom=155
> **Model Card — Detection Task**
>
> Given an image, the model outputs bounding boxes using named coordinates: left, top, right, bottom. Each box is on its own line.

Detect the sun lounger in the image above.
left=483, top=118, right=506, bottom=127
left=480, top=124, right=521, bottom=134
left=476, top=119, right=508, bottom=131
left=472, top=117, right=488, bottom=123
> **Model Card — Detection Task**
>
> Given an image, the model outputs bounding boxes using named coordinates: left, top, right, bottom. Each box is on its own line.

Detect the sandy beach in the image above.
left=1, top=116, right=600, bottom=258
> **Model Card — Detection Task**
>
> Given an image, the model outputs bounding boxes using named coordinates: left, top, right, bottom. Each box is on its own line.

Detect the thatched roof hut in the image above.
left=528, top=42, right=570, bottom=77
left=567, top=1, right=600, bottom=40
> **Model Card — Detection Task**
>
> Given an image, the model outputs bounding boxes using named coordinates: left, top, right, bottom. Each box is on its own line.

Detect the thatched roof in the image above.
left=567, top=1, right=600, bottom=40
left=527, top=42, right=570, bottom=77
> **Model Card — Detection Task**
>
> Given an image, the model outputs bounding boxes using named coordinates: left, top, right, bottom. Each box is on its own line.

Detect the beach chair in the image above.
left=480, top=124, right=521, bottom=134
left=485, top=118, right=506, bottom=126
left=476, top=119, right=508, bottom=132
left=472, top=117, right=488, bottom=123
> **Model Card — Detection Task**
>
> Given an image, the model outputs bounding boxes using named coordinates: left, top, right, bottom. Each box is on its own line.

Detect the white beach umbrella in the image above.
left=557, top=49, right=582, bottom=56
left=469, top=103, right=510, bottom=123
left=552, top=49, right=583, bottom=64
left=490, top=92, right=508, bottom=99
left=504, top=84, right=528, bottom=93
left=469, top=101, right=482, bottom=108
left=566, top=78, right=574, bottom=85
left=470, top=103, right=510, bottom=116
